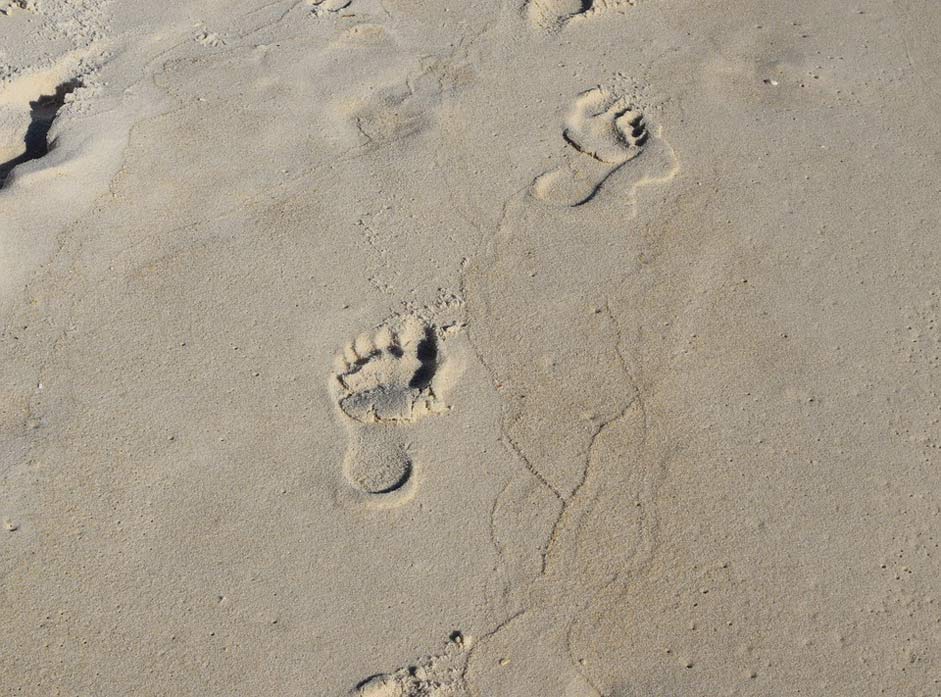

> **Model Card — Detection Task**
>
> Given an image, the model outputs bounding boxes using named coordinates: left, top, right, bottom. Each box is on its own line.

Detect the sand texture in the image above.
left=2, top=0, right=941, bottom=695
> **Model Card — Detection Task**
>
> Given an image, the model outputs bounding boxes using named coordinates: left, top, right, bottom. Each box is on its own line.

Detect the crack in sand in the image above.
left=454, top=103, right=674, bottom=690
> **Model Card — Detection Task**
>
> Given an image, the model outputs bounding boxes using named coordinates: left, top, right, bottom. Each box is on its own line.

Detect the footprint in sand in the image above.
left=524, top=0, right=637, bottom=33
left=332, top=315, right=456, bottom=505
left=351, top=633, right=470, bottom=696
left=532, top=86, right=670, bottom=207
left=308, top=0, right=352, bottom=16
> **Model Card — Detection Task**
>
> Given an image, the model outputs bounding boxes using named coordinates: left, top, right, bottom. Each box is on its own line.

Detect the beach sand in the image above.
left=2, top=0, right=941, bottom=695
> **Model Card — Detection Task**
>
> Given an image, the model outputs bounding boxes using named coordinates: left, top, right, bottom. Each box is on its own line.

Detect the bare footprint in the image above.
left=524, top=0, right=637, bottom=33
left=332, top=315, right=455, bottom=506
left=532, top=86, right=664, bottom=207
left=351, top=633, right=470, bottom=696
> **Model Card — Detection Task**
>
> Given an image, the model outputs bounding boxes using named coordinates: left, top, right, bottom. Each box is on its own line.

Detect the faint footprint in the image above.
left=532, top=87, right=668, bottom=207
left=332, top=315, right=454, bottom=505
left=524, top=0, right=637, bottom=33
left=195, top=31, right=225, bottom=47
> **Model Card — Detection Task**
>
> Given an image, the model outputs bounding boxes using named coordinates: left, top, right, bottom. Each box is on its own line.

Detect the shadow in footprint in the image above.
left=408, top=327, right=438, bottom=390
left=0, top=78, right=82, bottom=189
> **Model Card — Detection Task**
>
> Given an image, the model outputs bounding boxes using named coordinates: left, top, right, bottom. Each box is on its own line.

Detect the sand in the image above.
left=2, top=0, right=940, bottom=695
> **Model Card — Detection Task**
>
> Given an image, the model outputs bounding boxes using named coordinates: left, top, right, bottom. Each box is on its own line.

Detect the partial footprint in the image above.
left=332, top=315, right=455, bottom=505
left=351, top=633, right=470, bottom=697
left=0, top=0, right=33, bottom=16
left=532, top=87, right=669, bottom=207
left=524, top=0, right=637, bottom=33
left=195, top=31, right=225, bottom=47
left=308, top=0, right=352, bottom=17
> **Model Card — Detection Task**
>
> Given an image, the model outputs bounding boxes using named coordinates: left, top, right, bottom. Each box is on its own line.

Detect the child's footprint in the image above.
left=532, top=86, right=669, bottom=207
left=332, top=315, right=453, bottom=506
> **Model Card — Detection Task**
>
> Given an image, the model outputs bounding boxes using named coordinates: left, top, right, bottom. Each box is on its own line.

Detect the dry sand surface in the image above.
left=2, top=0, right=941, bottom=695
